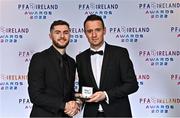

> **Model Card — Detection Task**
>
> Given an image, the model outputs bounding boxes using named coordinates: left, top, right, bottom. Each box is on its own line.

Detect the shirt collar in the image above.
left=90, top=41, right=105, bottom=52
left=52, top=45, right=66, bottom=59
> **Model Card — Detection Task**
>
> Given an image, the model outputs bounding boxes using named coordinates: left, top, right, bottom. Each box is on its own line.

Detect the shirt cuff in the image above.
left=103, top=91, right=109, bottom=104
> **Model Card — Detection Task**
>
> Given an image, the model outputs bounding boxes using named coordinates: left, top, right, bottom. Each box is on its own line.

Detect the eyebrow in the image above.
left=54, top=29, right=69, bottom=32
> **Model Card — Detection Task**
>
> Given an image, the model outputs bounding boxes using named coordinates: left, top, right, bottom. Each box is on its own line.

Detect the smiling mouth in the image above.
left=58, top=38, right=66, bottom=41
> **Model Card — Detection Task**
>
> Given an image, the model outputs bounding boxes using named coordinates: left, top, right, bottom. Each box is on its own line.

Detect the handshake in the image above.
left=64, top=87, right=98, bottom=116
left=64, top=90, right=106, bottom=116
left=64, top=101, right=80, bottom=117
left=64, top=94, right=83, bottom=117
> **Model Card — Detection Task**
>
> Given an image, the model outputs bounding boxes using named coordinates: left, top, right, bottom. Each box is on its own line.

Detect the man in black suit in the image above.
left=28, top=20, right=79, bottom=117
left=76, top=15, right=139, bottom=117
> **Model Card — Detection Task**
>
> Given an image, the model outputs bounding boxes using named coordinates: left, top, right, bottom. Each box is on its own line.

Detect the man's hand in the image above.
left=86, top=91, right=106, bottom=102
left=64, top=101, right=80, bottom=116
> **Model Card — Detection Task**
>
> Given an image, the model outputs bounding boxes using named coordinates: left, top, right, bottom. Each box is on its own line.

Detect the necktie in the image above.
left=59, top=54, right=70, bottom=100
left=61, top=54, right=69, bottom=81
left=90, top=50, right=103, bottom=55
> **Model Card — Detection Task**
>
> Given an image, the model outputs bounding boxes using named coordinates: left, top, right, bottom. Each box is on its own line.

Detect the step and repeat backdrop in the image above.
left=0, top=0, right=180, bottom=117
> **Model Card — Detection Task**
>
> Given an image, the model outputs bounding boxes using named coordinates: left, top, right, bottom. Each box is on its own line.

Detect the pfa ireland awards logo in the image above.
left=0, top=74, right=27, bottom=91
left=170, top=27, right=180, bottom=39
left=138, top=2, right=180, bottom=19
left=0, top=26, right=29, bottom=43
left=139, top=50, right=180, bottom=66
left=17, top=3, right=58, bottom=20
left=139, top=97, right=180, bottom=114
left=109, top=26, right=150, bottom=43
left=70, top=27, right=84, bottom=43
left=78, top=3, right=119, bottom=19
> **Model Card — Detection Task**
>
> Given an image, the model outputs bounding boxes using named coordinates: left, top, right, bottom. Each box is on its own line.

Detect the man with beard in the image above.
left=28, top=20, right=79, bottom=117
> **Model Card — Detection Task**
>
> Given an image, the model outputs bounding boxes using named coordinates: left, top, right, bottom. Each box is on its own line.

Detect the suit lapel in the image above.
left=100, top=44, right=110, bottom=89
left=66, top=56, right=74, bottom=83
left=86, top=49, right=98, bottom=90
left=48, top=46, right=64, bottom=89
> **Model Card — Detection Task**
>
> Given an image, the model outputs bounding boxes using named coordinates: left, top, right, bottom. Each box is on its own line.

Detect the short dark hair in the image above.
left=84, top=14, right=105, bottom=29
left=50, top=20, right=70, bottom=32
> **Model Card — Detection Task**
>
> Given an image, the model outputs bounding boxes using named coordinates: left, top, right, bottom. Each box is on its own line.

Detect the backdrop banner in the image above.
left=0, top=0, right=180, bottom=117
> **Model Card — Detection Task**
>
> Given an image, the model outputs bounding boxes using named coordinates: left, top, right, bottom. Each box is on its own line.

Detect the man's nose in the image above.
left=60, top=33, right=64, bottom=38
left=92, top=31, right=97, bottom=37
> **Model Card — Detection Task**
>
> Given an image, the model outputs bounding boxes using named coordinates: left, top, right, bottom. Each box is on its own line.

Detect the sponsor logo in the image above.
left=170, top=27, right=180, bottom=39
left=139, top=50, right=180, bottom=66
left=139, top=97, right=180, bottom=113
left=18, top=98, right=32, bottom=110
left=170, top=74, right=180, bottom=86
left=138, top=2, right=180, bottom=19
left=70, top=28, right=84, bottom=43
left=18, top=50, right=35, bottom=62
left=0, top=26, right=29, bottom=43
left=78, top=3, right=119, bottom=19
left=136, top=74, right=150, bottom=86
left=17, top=3, right=58, bottom=20
left=0, top=74, right=27, bottom=91
left=109, top=26, right=150, bottom=42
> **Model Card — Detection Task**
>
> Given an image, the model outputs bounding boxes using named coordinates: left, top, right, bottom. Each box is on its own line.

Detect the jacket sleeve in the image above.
left=106, top=48, right=139, bottom=102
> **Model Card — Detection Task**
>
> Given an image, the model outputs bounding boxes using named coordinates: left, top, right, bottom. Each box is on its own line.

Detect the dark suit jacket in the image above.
left=76, top=43, right=139, bottom=117
left=28, top=46, right=76, bottom=117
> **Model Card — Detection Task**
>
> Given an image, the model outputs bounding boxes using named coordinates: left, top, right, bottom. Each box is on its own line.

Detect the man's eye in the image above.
left=86, top=30, right=92, bottom=33
left=95, top=28, right=102, bottom=32
left=54, top=31, right=60, bottom=34
left=64, top=32, right=69, bottom=34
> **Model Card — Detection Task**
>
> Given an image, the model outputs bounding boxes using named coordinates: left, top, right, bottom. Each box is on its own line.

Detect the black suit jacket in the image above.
left=28, top=46, right=76, bottom=117
left=76, top=43, right=139, bottom=117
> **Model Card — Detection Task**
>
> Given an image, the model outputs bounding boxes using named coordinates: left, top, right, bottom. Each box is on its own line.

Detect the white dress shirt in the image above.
left=90, top=42, right=109, bottom=112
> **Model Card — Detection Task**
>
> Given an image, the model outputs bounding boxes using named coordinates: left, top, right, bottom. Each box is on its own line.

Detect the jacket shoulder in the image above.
left=30, top=47, right=54, bottom=66
left=76, top=48, right=89, bottom=59
left=107, top=44, right=128, bottom=53
left=67, top=54, right=75, bottom=64
left=32, top=48, right=50, bottom=58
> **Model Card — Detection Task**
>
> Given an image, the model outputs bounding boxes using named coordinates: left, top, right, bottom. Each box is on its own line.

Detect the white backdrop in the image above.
left=0, top=0, right=180, bottom=117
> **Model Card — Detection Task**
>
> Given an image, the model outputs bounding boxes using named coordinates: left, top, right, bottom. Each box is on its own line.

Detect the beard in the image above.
left=52, top=39, right=69, bottom=49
